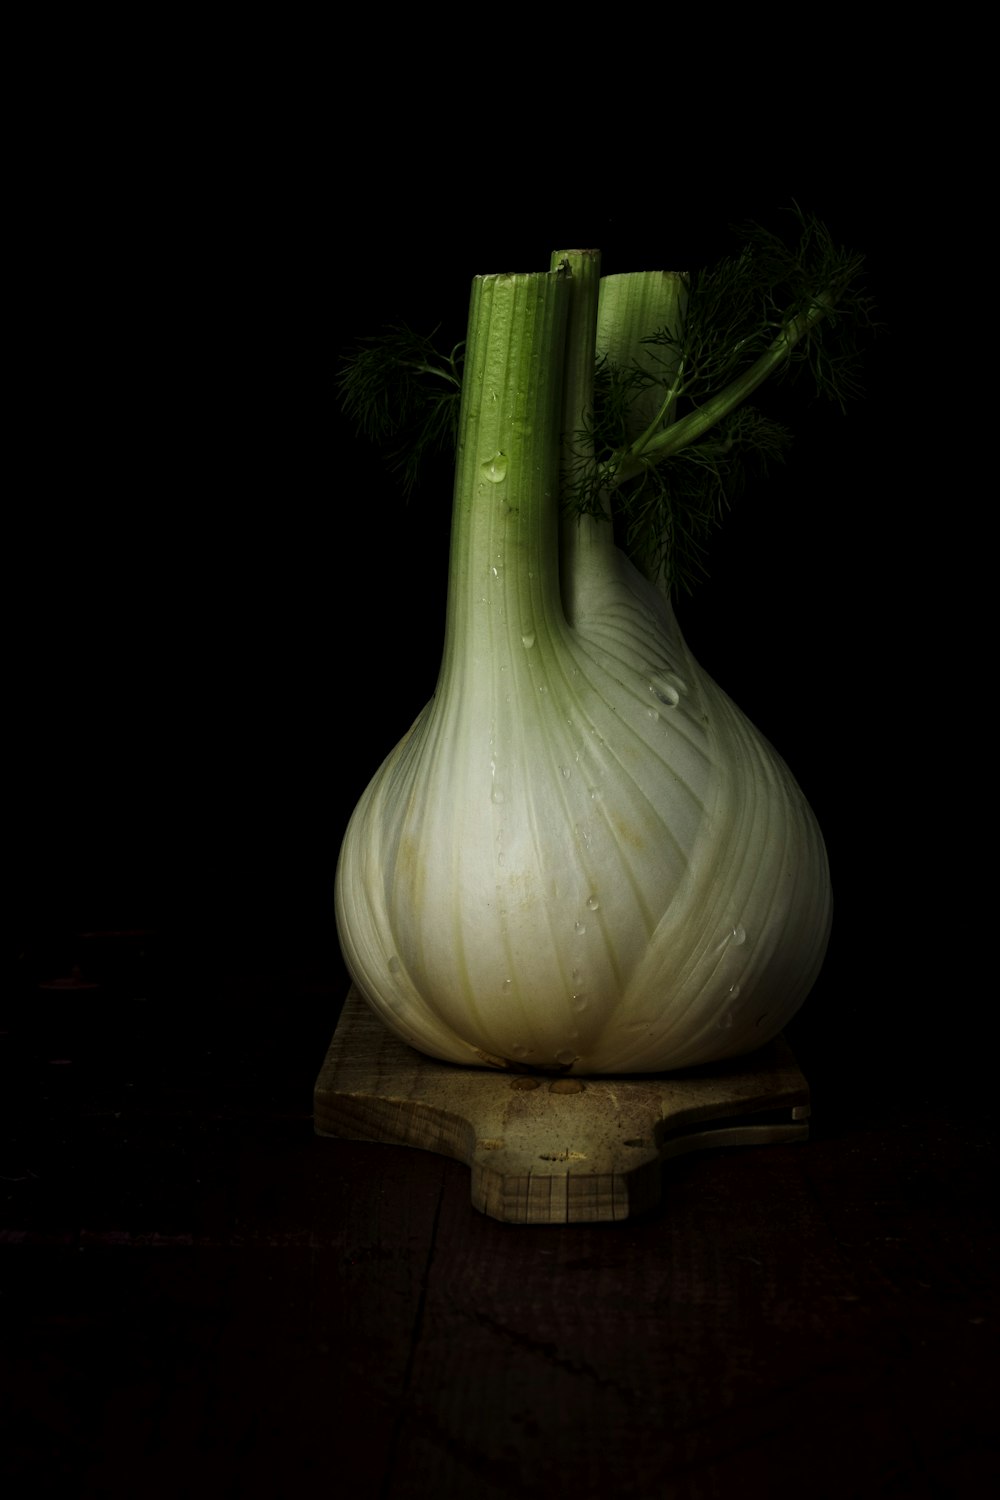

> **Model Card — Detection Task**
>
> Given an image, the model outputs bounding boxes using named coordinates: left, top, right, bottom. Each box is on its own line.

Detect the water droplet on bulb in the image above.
left=521, top=631, right=535, bottom=649
left=650, top=678, right=680, bottom=707
left=586, top=895, right=600, bottom=911
left=574, top=921, right=586, bottom=936
left=492, top=788, right=505, bottom=804
left=731, top=924, right=747, bottom=946
left=555, top=1048, right=577, bottom=1066
left=650, top=672, right=688, bottom=706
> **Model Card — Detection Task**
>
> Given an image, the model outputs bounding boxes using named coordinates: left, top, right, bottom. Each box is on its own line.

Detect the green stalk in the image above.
left=594, top=271, right=691, bottom=593
left=439, top=268, right=570, bottom=688
left=548, top=249, right=610, bottom=625
left=597, top=271, right=689, bottom=445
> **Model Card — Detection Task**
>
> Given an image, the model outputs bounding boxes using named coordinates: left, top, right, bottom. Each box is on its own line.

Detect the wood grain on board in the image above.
left=314, top=988, right=811, bottom=1224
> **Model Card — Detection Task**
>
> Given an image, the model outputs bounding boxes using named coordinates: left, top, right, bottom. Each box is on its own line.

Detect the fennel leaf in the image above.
left=571, top=207, right=875, bottom=592
left=337, top=323, right=463, bottom=498
left=336, top=208, right=875, bottom=594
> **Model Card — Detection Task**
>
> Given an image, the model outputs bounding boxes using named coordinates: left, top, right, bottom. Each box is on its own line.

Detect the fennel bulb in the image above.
left=336, top=239, right=850, bottom=1074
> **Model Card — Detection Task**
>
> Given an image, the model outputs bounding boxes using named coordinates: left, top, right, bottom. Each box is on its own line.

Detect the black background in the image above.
left=8, top=41, right=992, bottom=1500
left=14, top=51, right=948, bottom=1093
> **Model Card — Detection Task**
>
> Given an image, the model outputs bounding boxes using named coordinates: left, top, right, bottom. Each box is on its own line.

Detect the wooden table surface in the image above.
left=3, top=945, right=995, bottom=1499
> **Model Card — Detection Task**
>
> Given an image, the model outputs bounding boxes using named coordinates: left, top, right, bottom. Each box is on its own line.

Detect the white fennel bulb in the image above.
left=336, top=251, right=834, bottom=1074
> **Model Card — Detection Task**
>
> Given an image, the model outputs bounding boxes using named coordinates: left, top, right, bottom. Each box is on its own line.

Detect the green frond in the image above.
left=336, top=210, right=875, bottom=590
left=611, top=407, right=793, bottom=595
left=337, top=324, right=463, bottom=497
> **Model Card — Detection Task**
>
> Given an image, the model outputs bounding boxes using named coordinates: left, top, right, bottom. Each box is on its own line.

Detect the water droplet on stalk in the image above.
left=481, top=452, right=508, bottom=483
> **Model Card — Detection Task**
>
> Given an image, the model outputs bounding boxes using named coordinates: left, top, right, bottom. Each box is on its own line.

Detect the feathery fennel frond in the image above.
left=335, top=209, right=875, bottom=595
left=574, top=206, right=874, bottom=591
left=337, top=324, right=463, bottom=496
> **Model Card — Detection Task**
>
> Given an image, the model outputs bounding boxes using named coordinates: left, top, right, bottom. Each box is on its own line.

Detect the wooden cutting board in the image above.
left=314, top=987, right=811, bottom=1225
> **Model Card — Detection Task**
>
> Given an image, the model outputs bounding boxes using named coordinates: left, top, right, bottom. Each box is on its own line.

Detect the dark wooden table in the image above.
left=3, top=939, right=995, bottom=1498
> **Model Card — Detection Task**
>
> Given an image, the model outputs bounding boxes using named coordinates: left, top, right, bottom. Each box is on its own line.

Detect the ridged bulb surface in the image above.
left=335, top=545, right=831, bottom=1075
